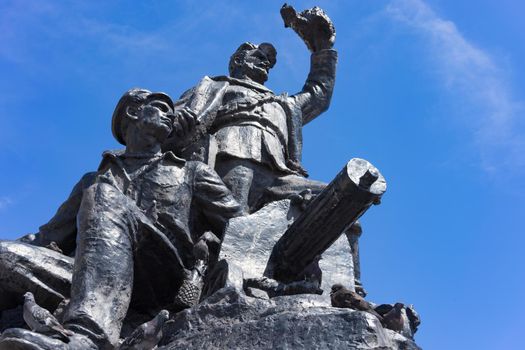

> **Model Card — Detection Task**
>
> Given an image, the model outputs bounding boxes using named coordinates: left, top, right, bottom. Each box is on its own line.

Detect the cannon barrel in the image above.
left=265, top=158, right=387, bottom=283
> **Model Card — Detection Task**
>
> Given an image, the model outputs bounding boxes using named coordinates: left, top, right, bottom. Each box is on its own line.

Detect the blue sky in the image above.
left=1, top=1, right=524, bottom=348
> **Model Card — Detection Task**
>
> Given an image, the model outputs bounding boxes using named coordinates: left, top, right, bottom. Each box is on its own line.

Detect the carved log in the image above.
left=265, top=158, right=386, bottom=283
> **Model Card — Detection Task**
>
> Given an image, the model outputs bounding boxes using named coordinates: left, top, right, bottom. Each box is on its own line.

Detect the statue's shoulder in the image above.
left=197, top=75, right=230, bottom=88
left=162, top=151, right=187, bottom=166
left=97, top=149, right=124, bottom=171
left=208, top=75, right=229, bottom=83
left=179, top=76, right=230, bottom=105
left=176, top=76, right=229, bottom=103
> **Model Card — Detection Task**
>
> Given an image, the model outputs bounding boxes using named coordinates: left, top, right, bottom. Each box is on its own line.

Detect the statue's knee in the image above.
left=78, top=183, right=137, bottom=243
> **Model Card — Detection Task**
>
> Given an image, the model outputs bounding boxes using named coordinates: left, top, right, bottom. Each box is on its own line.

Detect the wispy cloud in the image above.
left=0, top=1, right=248, bottom=78
left=0, top=197, right=13, bottom=210
left=386, top=0, right=524, bottom=177
left=0, top=1, right=170, bottom=66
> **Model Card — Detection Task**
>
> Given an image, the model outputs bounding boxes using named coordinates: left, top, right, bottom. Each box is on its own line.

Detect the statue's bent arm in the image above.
left=18, top=171, right=97, bottom=255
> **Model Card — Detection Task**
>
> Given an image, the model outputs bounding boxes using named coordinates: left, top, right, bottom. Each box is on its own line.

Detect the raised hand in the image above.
left=171, top=107, right=197, bottom=140
left=280, top=4, right=336, bottom=53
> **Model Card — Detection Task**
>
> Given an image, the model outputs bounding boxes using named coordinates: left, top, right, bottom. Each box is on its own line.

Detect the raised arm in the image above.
left=291, top=49, right=337, bottom=125
left=281, top=4, right=337, bottom=125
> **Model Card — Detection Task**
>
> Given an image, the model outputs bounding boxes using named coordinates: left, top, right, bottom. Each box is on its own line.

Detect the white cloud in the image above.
left=386, top=0, right=524, bottom=176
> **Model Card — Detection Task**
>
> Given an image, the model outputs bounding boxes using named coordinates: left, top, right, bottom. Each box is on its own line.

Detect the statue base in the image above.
left=159, top=287, right=421, bottom=350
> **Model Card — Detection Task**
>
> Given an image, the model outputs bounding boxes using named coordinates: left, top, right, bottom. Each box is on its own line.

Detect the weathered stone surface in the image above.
left=219, top=199, right=355, bottom=299
left=220, top=200, right=301, bottom=282
left=159, top=287, right=420, bottom=350
left=319, top=232, right=355, bottom=293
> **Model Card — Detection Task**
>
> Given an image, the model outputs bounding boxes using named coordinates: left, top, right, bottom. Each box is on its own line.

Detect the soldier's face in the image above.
left=136, top=99, right=174, bottom=142
left=240, top=48, right=272, bottom=83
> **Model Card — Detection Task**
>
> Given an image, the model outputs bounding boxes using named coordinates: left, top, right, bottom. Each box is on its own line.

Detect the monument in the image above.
left=0, top=4, right=421, bottom=350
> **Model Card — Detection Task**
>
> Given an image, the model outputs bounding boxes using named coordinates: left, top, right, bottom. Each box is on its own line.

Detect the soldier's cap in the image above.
left=112, top=88, right=174, bottom=145
left=258, top=42, right=277, bottom=68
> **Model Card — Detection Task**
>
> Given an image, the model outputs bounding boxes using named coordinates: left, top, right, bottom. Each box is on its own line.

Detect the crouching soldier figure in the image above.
left=0, top=88, right=242, bottom=349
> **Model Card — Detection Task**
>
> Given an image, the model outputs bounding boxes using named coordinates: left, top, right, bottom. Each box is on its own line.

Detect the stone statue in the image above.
left=163, top=7, right=337, bottom=213
left=0, top=4, right=421, bottom=350
left=0, top=89, right=242, bottom=349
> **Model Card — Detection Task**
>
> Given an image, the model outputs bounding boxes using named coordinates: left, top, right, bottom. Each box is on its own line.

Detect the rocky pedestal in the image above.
left=217, top=199, right=355, bottom=300
left=160, top=287, right=421, bottom=350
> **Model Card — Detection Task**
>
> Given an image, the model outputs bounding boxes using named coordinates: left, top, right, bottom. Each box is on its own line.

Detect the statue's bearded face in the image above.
left=135, top=99, right=174, bottom=143
left=236, top=47, right=272, bottom=84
